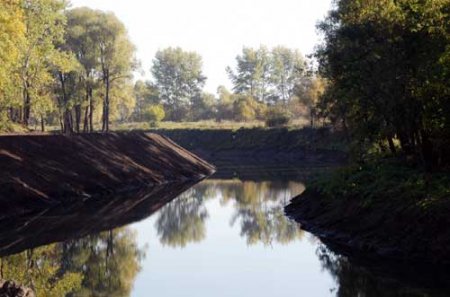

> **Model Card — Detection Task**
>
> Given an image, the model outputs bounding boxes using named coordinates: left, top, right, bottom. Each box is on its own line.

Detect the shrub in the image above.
left=144, top=105, right=165, bottom=124
left=265, top=108, right=292, bottom=127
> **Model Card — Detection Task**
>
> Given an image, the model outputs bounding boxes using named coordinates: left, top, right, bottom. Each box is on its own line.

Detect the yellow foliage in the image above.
left=0, top=0, right=25, bottom=98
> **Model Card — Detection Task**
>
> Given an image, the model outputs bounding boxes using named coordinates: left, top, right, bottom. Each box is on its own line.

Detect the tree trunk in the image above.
left=83, top=106, right=89, bottom=133
left=102, top=71, right=110, bottom=132
left=420, top=130, right=434, bottom=172
left=59, top=72, right=73, bottom=135
left=23, top=84, right=31, bottom=126
left=75, top=105, right=81, bottom=133
left=89, top=87, right=94, bottom=132
left=387, top=137, right=397, bottom=155
left=40, top=116, right=45, bottom=132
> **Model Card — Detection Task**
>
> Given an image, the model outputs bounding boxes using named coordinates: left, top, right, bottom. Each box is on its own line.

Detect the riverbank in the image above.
left=285, top=161, right=450, bottom=264
left=151, top=127, right=348, bottom=168
left=0, top=132, right=214, bottom=216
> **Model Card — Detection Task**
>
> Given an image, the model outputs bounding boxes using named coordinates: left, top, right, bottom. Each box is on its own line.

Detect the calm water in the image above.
left=1, top=170, right=450, bottom=296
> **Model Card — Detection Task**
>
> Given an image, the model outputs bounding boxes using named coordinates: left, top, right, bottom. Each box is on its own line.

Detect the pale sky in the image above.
left=69, top=0, right=332, bottom=93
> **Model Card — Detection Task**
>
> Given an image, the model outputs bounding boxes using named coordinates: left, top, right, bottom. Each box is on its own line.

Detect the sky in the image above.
left=69, top=0, right=333, bottom=93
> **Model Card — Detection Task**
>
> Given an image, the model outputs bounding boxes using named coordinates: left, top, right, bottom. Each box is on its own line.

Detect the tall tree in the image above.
left=270, top=46, right=307, bottom=105
left=65, top=7, right=101, bottom=132
left=0, top=0, right=25, bottom=127
left=151, top=47, right=206, bottom=121
left=316, top=0, right=450, bottom=169
left=132, top=80, right=160, bottom=122
left=226, top=46, right=271, bottom=102
left=91, top=12, right=136, bottom=132
left=227, top=46, right=308, bottom=105
left=19, top=0, right=68, bottom=127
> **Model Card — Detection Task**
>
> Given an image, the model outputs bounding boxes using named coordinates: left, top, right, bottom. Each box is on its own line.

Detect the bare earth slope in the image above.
left=0, top=132, right=215, bottom=214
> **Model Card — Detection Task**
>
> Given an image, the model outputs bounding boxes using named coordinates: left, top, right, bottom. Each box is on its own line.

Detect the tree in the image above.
left=227, top=46, right=271, bottom=102
left=145, top=104, right=165, bottom=125
left=65, top=7, right=101, bottom=132
left=90, top=12, right=136, bottom=132
left=216, top=86, right=234, bottom=121
left=0, top=0, right=25, bottom=129
left=132, top=80, right=159, bottom=122
left=316, top=0, right=450, bottom=169
left=297, top=75, right=326, bottom=128
left=227, top=46, right=309, bottom=106
left=19, top=0, right=68, bottom=127
left=270, top=46, right=307, bottom=105
left=233, top=95, right=266, bottom=122
left=151, top=47, right=206, bottom=121
left=190, top=92, right=216, bottom=121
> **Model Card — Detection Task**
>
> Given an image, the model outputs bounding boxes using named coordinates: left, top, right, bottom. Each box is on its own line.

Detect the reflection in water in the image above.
left=221, top=180, right=304, bottom=245
left=0, top=181, right=196, bottom=257
left=155, top=180, right=305, bottom=247
left=2, top=174, right=449, bottom=297
left=155, top=188, right=209, bottom=248
left=317, top=245, right=450, bottom=297
left=0, top=228, right=144, bottom=297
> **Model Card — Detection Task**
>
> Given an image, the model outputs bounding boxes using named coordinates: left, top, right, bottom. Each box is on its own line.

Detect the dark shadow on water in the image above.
left=317, top=235, right=450, bottom=296
left=0, top=180, right=199, bottom=257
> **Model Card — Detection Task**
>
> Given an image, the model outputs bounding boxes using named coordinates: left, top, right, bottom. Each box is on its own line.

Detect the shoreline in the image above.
left=285, top=163, right=450, bottom=265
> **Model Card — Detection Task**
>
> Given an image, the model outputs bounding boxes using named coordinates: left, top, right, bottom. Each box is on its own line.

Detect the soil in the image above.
left=285, top=188, right=450, bottom=265
left=0, top=132, right=215, bottom=216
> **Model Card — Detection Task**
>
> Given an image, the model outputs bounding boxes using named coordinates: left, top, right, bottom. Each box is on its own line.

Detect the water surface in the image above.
left=1, top=169, right=449, bottom=296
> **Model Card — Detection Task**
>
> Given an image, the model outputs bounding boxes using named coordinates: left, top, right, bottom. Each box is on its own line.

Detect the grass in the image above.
left=110, top=118, right=310, bottom=131
left=311, top=160, right=450, bottom=208
left=10, top=117, right=311, bottom=134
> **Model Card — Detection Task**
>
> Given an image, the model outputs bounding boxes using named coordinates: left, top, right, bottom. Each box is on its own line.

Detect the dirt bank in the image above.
left=0, top=132, right=214, bottom=215
left=152, top=127, right=348, bottom=167
left=285, top=165, right=450, bottom=264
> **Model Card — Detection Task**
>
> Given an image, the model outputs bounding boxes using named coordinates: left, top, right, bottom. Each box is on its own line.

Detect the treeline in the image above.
left=0, top=0, right=322, bottom=132
left=316, top=0, right=450, bottom=170
left=135, top=46, right=324, bottom=125
left=0, top=1, right=136, bottom=133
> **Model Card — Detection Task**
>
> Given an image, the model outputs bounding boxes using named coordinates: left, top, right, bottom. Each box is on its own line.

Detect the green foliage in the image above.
left=0, top=0, right=24, bottom=105
left=265, top=108, right=292, bottom=127
left=312, top=162, right=450, bottom=207
left=227, top=46, right=308, bottom=104
left=132, top=80, right=159, bottom=121
left=18, top=0, right=69, bottom=127
left=151, top=47, right=206, bottom=121
left=316, top=0, right=450, bottom=169
left=232, top=95, right=267, bottom=122
left=144, top=104, right=165, bottom=124
left=0, top=244, right=83, bottom=296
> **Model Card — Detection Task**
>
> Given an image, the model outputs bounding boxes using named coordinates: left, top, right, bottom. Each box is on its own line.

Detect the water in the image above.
left=1, top=169, right=450, bottom=296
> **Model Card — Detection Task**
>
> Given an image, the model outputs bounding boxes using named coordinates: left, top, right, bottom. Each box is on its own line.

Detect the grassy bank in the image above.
left=147, top=127, right=348, bottom=169
left=285, top=161, right=450, bottom=263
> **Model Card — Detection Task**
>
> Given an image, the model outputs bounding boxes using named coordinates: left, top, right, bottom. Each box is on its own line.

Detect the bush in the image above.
left=144, top=105, right=165, bottom=124
left=265, top=108, right=292, bottom=127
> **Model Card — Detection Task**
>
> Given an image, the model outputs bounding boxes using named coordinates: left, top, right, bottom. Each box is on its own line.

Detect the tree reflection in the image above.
left=155, top=187, right=210, bottom=248
left=0, top=227, right=144, bottom=297
left=154, top=179, right=304, bottom=247
left=0, top=245, right=82, bottom=297
left=225, top=180, right=304, bottom=246
left=317, top=245, right=450, bottom=297
left=63, top=228, right=144, bottom=297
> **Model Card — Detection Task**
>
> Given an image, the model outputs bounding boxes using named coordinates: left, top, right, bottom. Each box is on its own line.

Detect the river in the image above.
left=0, top=168, right=449, bottom=296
